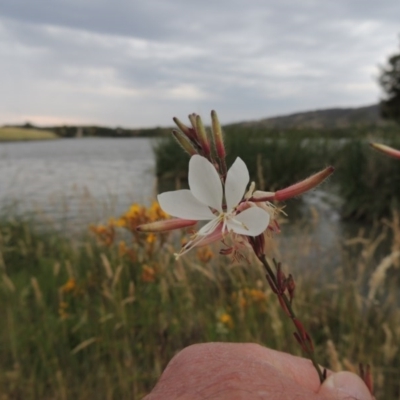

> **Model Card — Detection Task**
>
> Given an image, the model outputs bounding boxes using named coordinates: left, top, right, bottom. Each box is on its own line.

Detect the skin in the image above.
left=143, top=343, right=374, bottom=400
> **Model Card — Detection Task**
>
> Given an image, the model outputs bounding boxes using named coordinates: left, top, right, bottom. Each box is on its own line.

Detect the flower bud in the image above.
left=370, top=142, right=400, bottom=159
left=172, top=130, right=197, bottom=156
left=173, top=116, right=193, bottom=138
left=211, top=110, right=226, bottom=159
left=274, top=166, right=334, bottom=201
left=196, top=115, right=211, bottom=157
left=137, top=218, right=197, bottom=233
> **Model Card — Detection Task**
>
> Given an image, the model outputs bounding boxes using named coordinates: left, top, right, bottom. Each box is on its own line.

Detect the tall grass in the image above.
left=154, top=130, right=400, bottom=220
left=1, top=207, right=400, bottom=399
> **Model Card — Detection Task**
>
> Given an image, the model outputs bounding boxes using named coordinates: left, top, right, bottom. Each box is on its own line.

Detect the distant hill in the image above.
left=4, top=103, right=396, bottom=138
left=232, top=104, right=387, bottom=130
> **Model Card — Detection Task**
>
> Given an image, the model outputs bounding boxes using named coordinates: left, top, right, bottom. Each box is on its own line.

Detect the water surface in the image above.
left=0, top=138, right=155, bottom=230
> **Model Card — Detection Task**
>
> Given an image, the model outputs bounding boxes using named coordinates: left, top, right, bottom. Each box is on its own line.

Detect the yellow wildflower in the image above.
left=219, top=313, right=234, bottom=329
left=141, top=265, right=156, bottom=283
left=61, top=278, right=76, bottom=294
left=249, top=289, right=267, bottom=303
left=146, top=233, right=156, bottom=244
left=196, top=246, right=214, bottom=263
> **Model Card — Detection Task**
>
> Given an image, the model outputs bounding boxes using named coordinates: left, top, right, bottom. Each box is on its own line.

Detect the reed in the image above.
left=154, top=130, right=400, bottom=220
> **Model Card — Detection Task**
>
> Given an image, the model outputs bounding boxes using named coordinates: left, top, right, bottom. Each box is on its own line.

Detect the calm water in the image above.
left=0, top=138, right=155, bottom=230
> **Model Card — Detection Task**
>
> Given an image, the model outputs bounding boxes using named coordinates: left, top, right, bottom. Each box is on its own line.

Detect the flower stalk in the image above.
left=138, top=110, right=335, bottom=385
left=257, top=254, right=326, bottom=383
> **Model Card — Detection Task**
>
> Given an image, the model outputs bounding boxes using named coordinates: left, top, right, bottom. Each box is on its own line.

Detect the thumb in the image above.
left=318, top=371, right=374, bottom=400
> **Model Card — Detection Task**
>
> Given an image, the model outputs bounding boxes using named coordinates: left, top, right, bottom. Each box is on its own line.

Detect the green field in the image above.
left=0, top=127, right=58, bottom=141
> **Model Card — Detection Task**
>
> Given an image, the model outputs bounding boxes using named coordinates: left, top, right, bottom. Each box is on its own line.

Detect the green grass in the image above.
left=0, top=127, right=58, bottom=141
left=0, top=213, right=400, bottom=399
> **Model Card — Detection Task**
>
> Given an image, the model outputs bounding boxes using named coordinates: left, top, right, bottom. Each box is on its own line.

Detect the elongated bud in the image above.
left=211, top=110, right=226, bottom=159
left=173, top=116, right=198, bottom=144
left=250, top=190, right=276, bottom=202
left=173, top=117, right=193, bottom=138
left=137, top=218, right=197, bottom=233
left=196, top=115, right=211, bottom=156
left=287, top=274, right=295, bottom=302
left=277, top=266, right=287, bottom=294
left=274, top=166, right=334, bottom=201
left=188, top=113, right=197, bottom=129
left=172, top=130, right=197, bottom=156
left=370, top=142, right=400, bottom=159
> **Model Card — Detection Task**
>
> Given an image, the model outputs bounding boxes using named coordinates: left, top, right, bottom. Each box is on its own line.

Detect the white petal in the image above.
left=225, top=157, right=249, bottom=211
left=226, top=207, right=270, bottom=236
left=188, top=155, right=223, bottom=212
left=157, top=190, right=215, bottom=220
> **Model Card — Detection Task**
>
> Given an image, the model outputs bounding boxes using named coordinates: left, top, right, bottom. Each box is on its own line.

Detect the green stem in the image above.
left=259, top=254, right=325, bottom=384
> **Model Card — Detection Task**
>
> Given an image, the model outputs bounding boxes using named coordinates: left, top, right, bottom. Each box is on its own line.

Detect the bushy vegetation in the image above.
left=154, top=127, right=400, bottom=221
left=1, top=204, right=400, bottom=399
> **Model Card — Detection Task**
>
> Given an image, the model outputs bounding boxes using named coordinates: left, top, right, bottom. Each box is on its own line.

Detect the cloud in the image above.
left=0, top=0, right=399, bottom=127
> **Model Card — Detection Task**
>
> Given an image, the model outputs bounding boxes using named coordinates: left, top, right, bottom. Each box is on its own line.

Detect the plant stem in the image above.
left=258, top=254, right=325, bottom=384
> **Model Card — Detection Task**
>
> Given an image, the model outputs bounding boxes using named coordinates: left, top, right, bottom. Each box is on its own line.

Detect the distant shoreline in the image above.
left=0, top=127, right=59, bottom=142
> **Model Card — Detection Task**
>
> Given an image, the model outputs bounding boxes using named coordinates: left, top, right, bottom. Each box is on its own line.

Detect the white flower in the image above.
left=157, top=155, right=270, bottom=257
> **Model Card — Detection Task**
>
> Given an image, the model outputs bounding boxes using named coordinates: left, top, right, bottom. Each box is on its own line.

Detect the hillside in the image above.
left=232, top=104, right=386, bottom=130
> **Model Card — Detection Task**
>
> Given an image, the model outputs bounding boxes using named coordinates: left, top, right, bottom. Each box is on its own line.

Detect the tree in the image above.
left=379, top=43, right=400, bottom=124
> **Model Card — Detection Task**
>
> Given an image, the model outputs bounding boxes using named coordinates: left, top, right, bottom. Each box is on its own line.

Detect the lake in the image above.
left=0, top=138, right=156, bottom=231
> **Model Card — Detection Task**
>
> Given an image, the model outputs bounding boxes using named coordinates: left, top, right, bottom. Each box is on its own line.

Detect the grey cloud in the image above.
left=0, top=0, right=399, bottom=127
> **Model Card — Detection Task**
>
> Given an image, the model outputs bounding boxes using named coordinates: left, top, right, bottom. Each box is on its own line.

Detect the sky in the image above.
left=0, top=0, right=399, bottom=128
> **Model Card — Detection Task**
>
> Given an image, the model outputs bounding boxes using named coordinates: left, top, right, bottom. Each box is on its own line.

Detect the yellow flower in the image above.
left=219, top=313, right=234, bottom=329
left=146, top=233, right=156, bottom=244
left=249, top=289, right=267, bottom=303
left=61, top=278, right=76, bottom=294
left=89, top=224, right=115, bottom=246
left=196, top=246, right=214, bottom=263
left=141, top=265, right=156, bottom=283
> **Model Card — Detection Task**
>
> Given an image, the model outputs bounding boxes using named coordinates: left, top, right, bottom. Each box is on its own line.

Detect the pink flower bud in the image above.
left=172, top=130, right=197, bottom=156
left=136, top=218, right=197, bottom=233
left=173, top=117, right=197, bottom=142
left=195, top=115, right=211, bottom=157
left=211, top=110, right=226, bottom=159
left=370, top=142, right=400, bottom=160
left=274, top=166, right=334, bottom=201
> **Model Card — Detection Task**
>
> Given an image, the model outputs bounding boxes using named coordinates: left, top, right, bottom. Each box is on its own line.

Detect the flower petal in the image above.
left=226, top=207, right=270, bottom=236
left=157, top=190, right=215, bottom=220
left=225, top=157, right=249, bottom=211
left=188, top=155, right=223, bottom=212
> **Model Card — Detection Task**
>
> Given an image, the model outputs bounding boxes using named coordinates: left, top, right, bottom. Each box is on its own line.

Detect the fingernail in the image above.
left=319, top=371, right=373, bottom=400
